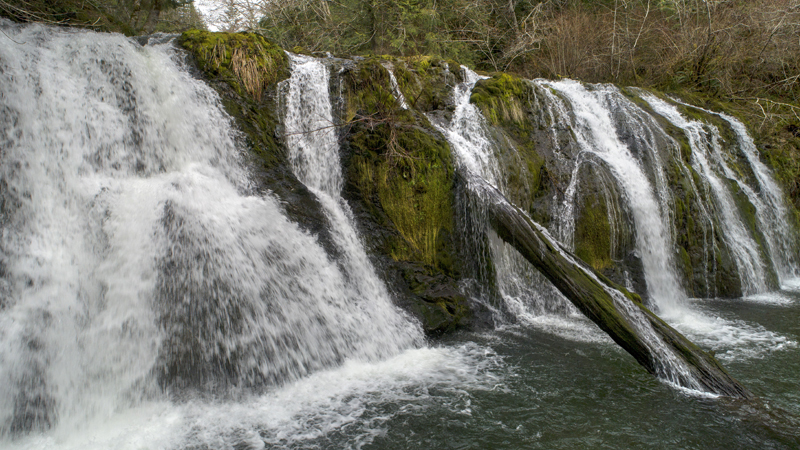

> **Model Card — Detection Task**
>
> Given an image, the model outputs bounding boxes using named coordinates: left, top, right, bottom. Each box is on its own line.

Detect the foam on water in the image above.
left=513, top=314, right=612, bottom=344
left=781, top=278, right=800, bottom=292
left=663, top=304, right=796, bottom=362
left=4, top=344, right=503, bottom=450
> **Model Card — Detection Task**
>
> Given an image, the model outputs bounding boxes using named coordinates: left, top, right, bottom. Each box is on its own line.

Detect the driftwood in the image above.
left=467, top=174, right=752, bottom=398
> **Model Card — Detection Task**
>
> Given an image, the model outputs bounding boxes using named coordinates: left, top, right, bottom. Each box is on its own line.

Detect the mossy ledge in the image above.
left=339, top=57, right=475, bottom=335
left=179, top=30, right=289, bottom=101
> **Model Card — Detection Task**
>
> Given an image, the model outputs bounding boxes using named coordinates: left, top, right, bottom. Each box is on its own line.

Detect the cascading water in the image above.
left=3, top=18, right=800, bottom=449
left=543, top=81, right=686, bottom=313
left=0, top=23, right=502, bottom=448
left=384, top=65, right=409, bottom=110
left=430, top=67, right=586, bottom=337
left=281, top=54, right=421, bottom=346
left=535, top=82, right=793, bottom=358
left=642, top=94, right=770, bottom=295
left=661, top=100, right=800, bottom=288
left=436, top=66, right=797, bottom=388
left=721, top=113, right=800, bottom=286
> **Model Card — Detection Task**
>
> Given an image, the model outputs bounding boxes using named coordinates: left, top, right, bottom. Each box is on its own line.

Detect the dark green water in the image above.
left=351, top=291, right=800, bottom=449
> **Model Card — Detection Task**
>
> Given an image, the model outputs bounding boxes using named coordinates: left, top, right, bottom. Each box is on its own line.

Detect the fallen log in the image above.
left=467, top=174, right=752, bottom=398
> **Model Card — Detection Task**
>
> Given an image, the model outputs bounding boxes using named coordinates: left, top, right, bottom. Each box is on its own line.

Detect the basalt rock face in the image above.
left=178, top=31, right=798, bottom=395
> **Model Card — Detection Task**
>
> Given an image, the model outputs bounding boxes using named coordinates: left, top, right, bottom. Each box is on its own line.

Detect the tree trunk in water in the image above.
left=466, top=174, right=752, bottom=398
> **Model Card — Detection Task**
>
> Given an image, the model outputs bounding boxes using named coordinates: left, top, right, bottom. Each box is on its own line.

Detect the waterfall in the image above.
left=535, top=83, right=791, bottom=358
left=642, top=94, right=770, bottom=295
left=282, top=53, right=421, bottom=348
left=721, top=113, right=800, bottom=285
left=669, top=103, right=800, bottom=287
left=545, top=81, right=686, bottom=313
left=0, top=23, right=421, bottom=439
left=437, top=70, right=711, bottom=388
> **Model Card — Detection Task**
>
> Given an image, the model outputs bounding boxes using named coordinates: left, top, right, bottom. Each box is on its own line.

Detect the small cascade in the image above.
left=723, top=114, right=800, bottom=285
left=434, top=67, right=501, bottom=186
left=282, top=52, right=421, bottom=349
left=431, top=67, right=578, bottom=324
left=544, top=81, right=686, bottom=313
left=384, top=65, right=409, bottom=110
left=642, top=95, right=770, bottom=295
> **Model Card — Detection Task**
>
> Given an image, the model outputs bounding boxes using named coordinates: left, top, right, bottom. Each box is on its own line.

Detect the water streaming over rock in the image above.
left=434, top=68, right=798, bottom=390
left=720, top=113, right=800, bottom=285
left=642, top=94, right=771, bottom=296
left=430, top=67, right=580, bottom=330
left=384, top=65, right=409, bottom=110
left=0, top=23, right=422, bottom=440
left=2, top=19, right=800, bottom=448
left=543, top=81, right=686, bottom=312
left=281, top=52, right=421, bottom=353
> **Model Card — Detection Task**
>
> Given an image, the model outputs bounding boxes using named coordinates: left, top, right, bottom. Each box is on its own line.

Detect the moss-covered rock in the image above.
left=339, top=58, right=475, bottom=334
left=471, top=73, right=530, bottom=127
left=575, top=190, right=613, bottom=272
left=179, top=30, right=289, bottom=101
left=393, top=56, right=460, bottom=114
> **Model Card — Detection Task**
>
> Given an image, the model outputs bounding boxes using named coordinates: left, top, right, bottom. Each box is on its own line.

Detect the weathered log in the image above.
left=467, top=174, right=752, bottom=398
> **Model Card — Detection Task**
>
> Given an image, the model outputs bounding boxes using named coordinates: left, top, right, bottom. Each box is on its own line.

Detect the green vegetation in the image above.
left=179, top=31, right=290, bottom=170
left=470, top=73, right=529, bottom=127
left=350, top=126, right=455, bottom=269
left=179, top=30, right=289, bottom=100
left=251, top=0, right=800, bottom=213
left=574, top=193, right=612, bottom=272
left=344, top=59, right=456, bottom=271
left=0, top=0, right=204, bottom=34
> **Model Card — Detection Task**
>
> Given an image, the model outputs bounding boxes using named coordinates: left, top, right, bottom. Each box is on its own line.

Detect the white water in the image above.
left=642, top=94, right=769, bottom=295
left=434, top=68, right=722, bottom=390
left=546, top=81, right=686, bottom=313
left=384, top=65, right=409, bottom=109
left=537, top=82, right=794, bottom=361
left=719, top=112, right=799, bottom=284
left=431, top=67, right=585, bottom=337
left=282, top=54, right=421, bottom=342
left=0, top=23, right=499, bottom=446
left=5, top=343, right=502, bottom=450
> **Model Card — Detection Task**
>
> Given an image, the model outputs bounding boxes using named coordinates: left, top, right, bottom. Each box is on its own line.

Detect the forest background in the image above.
left=2, top=0, right=799, bottom=208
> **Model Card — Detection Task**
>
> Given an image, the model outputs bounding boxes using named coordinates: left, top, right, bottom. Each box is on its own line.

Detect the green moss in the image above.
left=575, top=192, right=613, bottom=271
left=390, top=57, right=455, bottom=112
left=178, top=30, right=289, bottom=172
left=470, top=73, right=529, bottom=127
left=179, top=30, right=289, bottom=100
left=342, top=58, right=457, bottom=273
left=350, top=124, right=455, bottom=270
left=223, top=98, right=284, bottom=170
